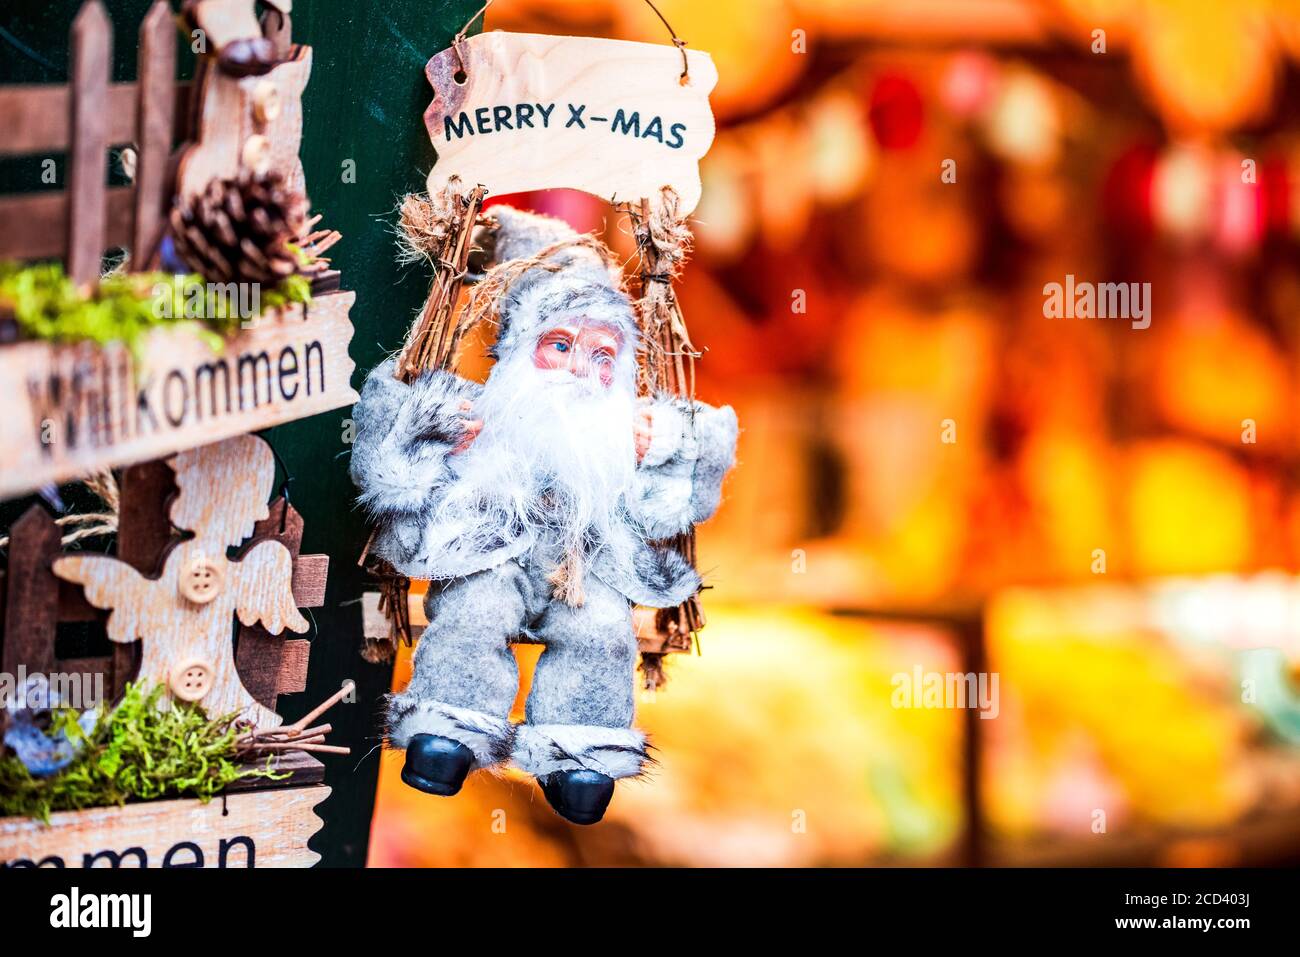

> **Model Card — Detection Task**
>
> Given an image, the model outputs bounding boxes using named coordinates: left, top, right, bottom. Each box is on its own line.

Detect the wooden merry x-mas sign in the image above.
left=424, top=32, right=718, bottom=213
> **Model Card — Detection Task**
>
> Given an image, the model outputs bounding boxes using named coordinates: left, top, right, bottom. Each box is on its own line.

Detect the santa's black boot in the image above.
left=539, top=770, right=616, bottom=825
left=401, top=734, right=474, bottom=796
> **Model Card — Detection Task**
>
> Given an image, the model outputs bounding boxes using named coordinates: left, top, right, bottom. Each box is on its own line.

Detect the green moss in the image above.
left=0, top=682, right=284, bottom=822
left=0, top=261, right=312, bottom=357
left=262, top=272, right=313, bottom=311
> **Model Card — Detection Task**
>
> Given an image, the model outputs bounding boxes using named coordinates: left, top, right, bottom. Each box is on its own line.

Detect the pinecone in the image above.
left=169, top=170, right=308, bottom=285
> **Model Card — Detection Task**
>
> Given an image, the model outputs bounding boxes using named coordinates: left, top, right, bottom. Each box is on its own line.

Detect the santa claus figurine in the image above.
left=350, top=207, right=737, bottom=825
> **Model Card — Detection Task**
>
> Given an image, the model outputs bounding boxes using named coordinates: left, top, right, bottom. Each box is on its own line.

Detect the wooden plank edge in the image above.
left=360, top=590, right=693, bottom=654
left=226, top=750, right=326, bottom=792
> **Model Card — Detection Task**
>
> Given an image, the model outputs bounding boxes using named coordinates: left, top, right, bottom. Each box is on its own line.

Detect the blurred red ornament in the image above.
left=1258, top=154, right=1290, bottom=239
left=1102, top=142, right=1157, bottom=238
left=868, top=73, right=924, bottom=150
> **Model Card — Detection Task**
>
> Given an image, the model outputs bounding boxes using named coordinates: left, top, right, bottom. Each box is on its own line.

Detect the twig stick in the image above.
left=624, top=188, right=706, bottom=685
left=288, top=681, right=354, bottom=733
left=249, top=742, right=351, bottom=755
left=251, top=731, right=327, bottom=747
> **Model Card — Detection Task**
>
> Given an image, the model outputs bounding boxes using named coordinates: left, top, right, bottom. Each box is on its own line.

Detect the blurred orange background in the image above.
left=369, top=0, right=1300, bottom=866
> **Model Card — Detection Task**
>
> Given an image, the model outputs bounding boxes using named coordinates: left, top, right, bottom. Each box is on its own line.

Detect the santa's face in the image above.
left=532, top=322, right=622, bottom=389
left=422, top=313, right=638, bottom=557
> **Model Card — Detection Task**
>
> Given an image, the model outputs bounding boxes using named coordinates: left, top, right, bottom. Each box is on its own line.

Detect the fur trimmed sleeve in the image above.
left=349, top=357, right=482, bottom=522
left=688, top=400, right=740, bottom=523
left=630, top=397, right=738, bottom=539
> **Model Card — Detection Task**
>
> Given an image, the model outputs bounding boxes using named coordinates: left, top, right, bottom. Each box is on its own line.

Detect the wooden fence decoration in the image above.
left=0, top=458, right=329, bottom=781
left=0, top=0, right=184, bottom=281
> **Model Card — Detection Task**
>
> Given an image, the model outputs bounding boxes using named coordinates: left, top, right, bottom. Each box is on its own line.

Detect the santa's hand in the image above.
left=634, top=407, right=654, bottom=463
left=451, top=398, right=483, bottom=455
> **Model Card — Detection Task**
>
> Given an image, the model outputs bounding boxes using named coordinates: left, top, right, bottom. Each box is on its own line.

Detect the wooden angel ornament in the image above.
left=54, top=435, right=308, bottom=730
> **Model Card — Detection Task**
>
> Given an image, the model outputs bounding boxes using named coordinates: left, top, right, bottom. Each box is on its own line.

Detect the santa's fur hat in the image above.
left=481, top=206, right=640, bottom=359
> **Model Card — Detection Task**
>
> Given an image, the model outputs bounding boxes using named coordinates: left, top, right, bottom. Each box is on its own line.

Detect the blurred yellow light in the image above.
left=1152, top=143, right=1216, bottom=240
left=987, top=586, right=1253, bottom=834
left=1153, top=308, right=1290, bottom=446
left=808, top=91, right=875, bottom=204
left=1126, top=441, right=1253, bottom=576
left=694, top=140, right=756, bottom=260
left=983, top=71, right=1060, bottom=167
left=1132, top=1, right=1278, bottom=134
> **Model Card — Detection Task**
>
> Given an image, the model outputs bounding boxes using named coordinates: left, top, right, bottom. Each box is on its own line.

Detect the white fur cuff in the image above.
left=512, top=724, right=652, bottom=780
left=386, top=697, right=516, bottom=770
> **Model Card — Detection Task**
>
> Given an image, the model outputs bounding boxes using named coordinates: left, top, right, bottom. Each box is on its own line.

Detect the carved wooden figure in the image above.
left=177, top=0, right=308, bottom=201
left=52, top=435, right=308, bottom=729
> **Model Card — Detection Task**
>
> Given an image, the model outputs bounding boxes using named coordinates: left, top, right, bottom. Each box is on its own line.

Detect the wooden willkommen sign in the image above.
left=0, top=292, right=358, bottom=499
left=425, top=32, right=718, bottom=213
left=0, top=785, right=329, bottom=868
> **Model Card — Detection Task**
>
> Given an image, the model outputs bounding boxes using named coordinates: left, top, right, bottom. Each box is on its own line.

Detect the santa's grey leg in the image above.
left=513, top=573, right=651, bottom=781
left=386, top=561, right=531, bottom=770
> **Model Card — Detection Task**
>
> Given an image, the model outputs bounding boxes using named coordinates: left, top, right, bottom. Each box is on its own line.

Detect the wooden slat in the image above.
left=276, top=639, right=310, bottom=695
left=0, top=187, right=134, bottom=261
left=129, top=0, right=176, bottom=270
left=112, top=460, right=176, bottom=696
left=0, top=193, right=67, bottom=260
left=236, top=499, right=306, bottom=710
left=67, top=0, right=113, bottom=286
left=290, top=554, right=329, bottom=607
left=1, top=507, right=62, bottom=679
left=57, top=578, right=101, bottom=621
left=57, top=656, right=115, bottom=678
left=0, top=85, right=132, bottom=156
left=0, top=83, right=192, bottom=156
left=117, top=460, right=177, bottom=577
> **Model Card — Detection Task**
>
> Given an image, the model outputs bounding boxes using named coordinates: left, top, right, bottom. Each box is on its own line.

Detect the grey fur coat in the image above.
left=350, top=357, right=738, bottom=608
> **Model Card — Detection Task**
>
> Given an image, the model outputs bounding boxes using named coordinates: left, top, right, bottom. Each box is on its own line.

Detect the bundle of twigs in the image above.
left=361, top=178, right=489, bottom=662
left=393, top=177, right=489, bottom=383
left=235, top=681, right=354, bottom=758
left=624, top=187, right=705, bottom=690
left=297, top=213, right=343, bottom=293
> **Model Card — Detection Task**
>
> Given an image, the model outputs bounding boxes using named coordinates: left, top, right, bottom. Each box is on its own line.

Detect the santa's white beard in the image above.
left=425, top=345, right=638, bottom=560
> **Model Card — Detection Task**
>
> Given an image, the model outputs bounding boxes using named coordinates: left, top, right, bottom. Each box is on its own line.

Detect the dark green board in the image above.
left=0, top=0, right=480, bottom=866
